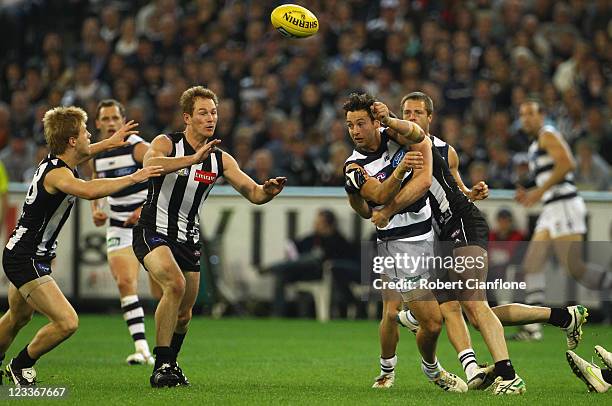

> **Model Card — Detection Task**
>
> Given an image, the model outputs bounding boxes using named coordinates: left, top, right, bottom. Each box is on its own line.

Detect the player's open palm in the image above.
left=131, top=166, right=163, bottom=183
left=194, top=139, right=221, bottom=163
left=107, top=120, right=139, bottom=149
left=263, top=177, right=287, bottom=196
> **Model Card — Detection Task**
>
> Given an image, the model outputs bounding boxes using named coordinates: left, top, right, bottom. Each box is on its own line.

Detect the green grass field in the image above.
left=2, top=315, right=610, bottom=404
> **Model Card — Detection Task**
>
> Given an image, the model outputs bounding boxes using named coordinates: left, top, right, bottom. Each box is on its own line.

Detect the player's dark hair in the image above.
left=343, top=92, right=376, bottom=121
left=401, top=92, right=434, bottom=115
left=95, top=99, right=125, bottom=120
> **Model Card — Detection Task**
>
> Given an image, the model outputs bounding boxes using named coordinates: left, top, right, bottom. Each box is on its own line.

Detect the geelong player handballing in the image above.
left=343, top=93, right=468, bottom=393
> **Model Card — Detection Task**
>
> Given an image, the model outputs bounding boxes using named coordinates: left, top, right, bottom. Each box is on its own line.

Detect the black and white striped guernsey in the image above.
left=527, top=125, right=578, bottom=204
left=427, top=135, right=474, bottom=230
left=5, top=155, right=77, bottom=259
left=138, top=132, right=224, bottom=245
left=345, top=128, right=433, bottom=241
left=93, top=135, right=147, bottom=228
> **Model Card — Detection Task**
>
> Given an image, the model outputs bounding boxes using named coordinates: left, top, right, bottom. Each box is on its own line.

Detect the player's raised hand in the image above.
left=130, top=165, right=163, bottom=183
left=92, top=209, right=108, bottom=227
left=371, top=102, right=390, bottom=124
left=470, top=181, right=489, bottom=201
left=262, top=177, right=287, bottom=196
left=193, top=139, right=221, bottom=163
left=371, top=209, right=390, bottom=228
left=106, top=120, right=139, bottom=149
left=400, top=151, right=424, bottom=170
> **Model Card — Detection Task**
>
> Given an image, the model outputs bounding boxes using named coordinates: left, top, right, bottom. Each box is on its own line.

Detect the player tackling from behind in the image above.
left=0, top=106, right=162, bottom=386
left=90, top=99, right=161, bottom=365
left=392, top=93, right=587, bottom=389
left=134, top=86, right=286, bottom=387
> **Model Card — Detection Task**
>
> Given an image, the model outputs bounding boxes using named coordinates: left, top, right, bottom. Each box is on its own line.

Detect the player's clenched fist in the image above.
left=370, top=102, right=390, bottom=125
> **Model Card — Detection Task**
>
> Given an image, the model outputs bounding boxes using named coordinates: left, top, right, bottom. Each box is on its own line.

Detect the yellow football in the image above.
left=270, top=4, right=319, bottom=38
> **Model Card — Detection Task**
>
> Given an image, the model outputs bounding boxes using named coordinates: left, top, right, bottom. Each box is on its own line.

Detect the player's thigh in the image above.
left=108, top=247, right=141, bottom=282
left=178, top=272, right=200, bottom=315
left=148, top=273, right=163, bottom=300
left=8, top=283, right=35, bottom=321
left=522, top=230, right=552, bottom=273
left=26, top=278, right=77, bottom=324
left=551, top=233, right=584, bottom=271
left=143, top=245, right=184, bottom=287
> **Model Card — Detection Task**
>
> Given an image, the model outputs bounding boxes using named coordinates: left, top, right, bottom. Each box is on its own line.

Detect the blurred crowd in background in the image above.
left=0, top=0, right=611, bottom=191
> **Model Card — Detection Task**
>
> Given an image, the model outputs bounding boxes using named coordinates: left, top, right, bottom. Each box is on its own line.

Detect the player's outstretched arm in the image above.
left=222, top=151, right=286, bottom=204
left=143, top=135, right=221, bottom=174
left=371, top=138, right=433, bottom=228
left=77, top=121, right=139, bottom=165
left=516, top=131, right=575, bottom=207
left=345, top=151, right=423, bottom=205
left=448, top=145, right=488, bottom=201
left=371, top=101, right=425, bottom=145
left=45, top=166, right=163, bottom=200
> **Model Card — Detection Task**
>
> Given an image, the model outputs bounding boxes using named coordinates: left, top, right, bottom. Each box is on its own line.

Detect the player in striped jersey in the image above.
left=0, top=106, right=162, bottom=386
left=90, top=100, right=159, bottom=366
left=371, top=93, right=525, bottom=394
left=513, top=100, right=609, bottom=341
left=133, top=87, right=286, bottom=387
left=343, top=93, right=468, bottom=393
left=393, top=93, right=586, bottom=391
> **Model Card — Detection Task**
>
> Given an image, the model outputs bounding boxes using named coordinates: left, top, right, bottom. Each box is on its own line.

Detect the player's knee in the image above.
left=420, top=315, right=442, bottom=335
left=440, top=300, right=462, bottom=316
left=383, top=307, right=399, bottom=324
left=57, top=313, right=79, bottom=337
left=116, top=277, right=136, bottom=295
left=164, top=275, right=186, bottom=298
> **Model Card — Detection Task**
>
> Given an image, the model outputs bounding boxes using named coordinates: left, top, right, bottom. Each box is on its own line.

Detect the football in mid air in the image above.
left=271, top=4, right=319, bottom=39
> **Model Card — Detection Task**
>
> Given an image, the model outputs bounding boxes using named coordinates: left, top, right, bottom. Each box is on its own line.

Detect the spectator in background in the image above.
left=0, top=103, right=10, bottom=150
left=265, top=209, right=355, bottom=318
left=487, top=142, right=514, bottom=189
left=0, top=0, right=609, bottom=192
left=247, top=149, right=277, bottom=185
left=488, top=208, right=525, bottom=306
left=467, top=160, right=489, bottom=190
left=574, top=139, right=610, bottom=191
left=0, top=132, right=36, bottom=182
left=0, top=160, right=8, bottom=226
